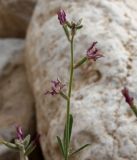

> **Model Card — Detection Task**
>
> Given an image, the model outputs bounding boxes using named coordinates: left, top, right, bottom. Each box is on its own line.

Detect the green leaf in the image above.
left=25, top=144, right=36, bottom=156
left=2, top=141, right=18, bottom=150
left=70, top=144, right=90, bottom=156
left=23, top=135, right=31, bottom=149
left=57, top=136, right=65, bottom=158
left=25, top=141, right=36, bottom=156
left=68, top=114, right=73, bottom=143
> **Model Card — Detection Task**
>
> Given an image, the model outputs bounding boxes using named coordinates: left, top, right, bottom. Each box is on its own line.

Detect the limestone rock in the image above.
left=0, top=39, right=35, bottom=160
left=0, top=0, right=37, bottom=38
left=25, top=0, right=137, bottom=160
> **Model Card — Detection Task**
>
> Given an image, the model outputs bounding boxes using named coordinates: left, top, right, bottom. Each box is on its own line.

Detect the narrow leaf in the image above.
left=23, top=134, right=31, bottom=149
left=68, top=114, right=73, bottom=143
left=2, top=141, right=18, bottom=150
left=25, top=143, right=36, bottom=156
left=70, top=144, right=90, bottom=156
left=25, top=134, right=40, bottom=156
left=57, top=136, right=65, bottom=158
left=25, top=141, right=36, bottom=156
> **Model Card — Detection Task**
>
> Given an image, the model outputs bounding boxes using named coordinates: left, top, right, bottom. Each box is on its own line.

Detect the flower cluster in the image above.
left=57, top=9, right=67, bottom=25
left=45, top=79, right=65, bottom=96
left=16, top=125, right=24, bottom=141
left=87, top=42, right=103, bottom=61
left=74, top=42, right=103, bottom=69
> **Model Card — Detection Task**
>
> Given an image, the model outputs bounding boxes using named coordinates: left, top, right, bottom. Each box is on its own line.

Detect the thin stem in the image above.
left=131, top=105, right=137, bottom=117
left=74, top=57, right=87, bottom=69
left=65, top=36, right=74, bottom=160
left=20, top=150, right=28, bottom=160
left=63, top=25, right=70, bottom=42
left=60, top=92, right=69, bottom=101
left=68, top=36, right=74, bottom=98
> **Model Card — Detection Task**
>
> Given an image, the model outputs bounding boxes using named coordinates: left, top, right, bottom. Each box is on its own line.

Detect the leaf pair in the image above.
left=24, top=134, right=39, bottom=156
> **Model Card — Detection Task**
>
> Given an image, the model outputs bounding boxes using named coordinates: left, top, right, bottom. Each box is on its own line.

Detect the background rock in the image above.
left=25, top=0, right=137, bottom=160
left=0, top=0, right=37, bottom=38
left=0, top=39, right=36, bottom=160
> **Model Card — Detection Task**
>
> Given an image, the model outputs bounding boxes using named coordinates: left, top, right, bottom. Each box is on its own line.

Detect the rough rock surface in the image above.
left=0, top=39, right=35, bottom=160
left=25, top=0, right=137, bottom=160
left=0, top=0, right=37, bottom=38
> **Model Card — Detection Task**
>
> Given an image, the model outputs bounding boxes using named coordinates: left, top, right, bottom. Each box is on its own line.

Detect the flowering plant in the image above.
left=0, top=9, right=104, bottom=160
left=0, top=126, right=39, bottom=160
left=45, top=9, right=103, bottom=160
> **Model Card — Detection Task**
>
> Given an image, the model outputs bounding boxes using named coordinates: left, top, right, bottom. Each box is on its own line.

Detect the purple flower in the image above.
left=122, top=87, right=134, bottom=107
left=87, top=42, right=103, bottom=61
left=45, top=79, right=65, bottom=96
left=16, top=126, right=24, bottom=140
left=57, top=9, right=67, bottom=25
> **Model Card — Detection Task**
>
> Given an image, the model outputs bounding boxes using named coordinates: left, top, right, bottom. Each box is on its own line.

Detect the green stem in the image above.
left=74, top=57, right=87, bottom=69
left=20, top=149, right=28, bottom=160
left=65, top=36, right=74, bottom=160
left=131, top=105, right=137, bottom=117
left=63, top=25, right=70, bottom=42
left=68, top=36, right=74, bottom=98
left=20, top=147, right=29, bottom=160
